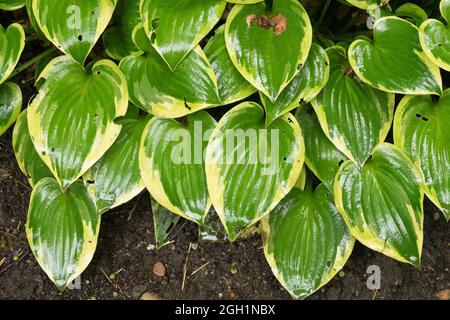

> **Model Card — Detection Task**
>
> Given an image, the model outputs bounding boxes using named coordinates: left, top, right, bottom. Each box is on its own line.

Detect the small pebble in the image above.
left=113, top=292, right=119, bottom=298
left=338, top=271, right=345, bottom=278
left=153, top=261, right=166, bottom=277
left=436, top=289, right=450, bottom=300
left=433, top=212, right=440, bottom=221
left=141, top=292, right=161, bottom=300
left=230, top=262, right=238, bottom=275
left=146, top=244, right=155, bottom=251
left=218, top=293, right=223, bottom=298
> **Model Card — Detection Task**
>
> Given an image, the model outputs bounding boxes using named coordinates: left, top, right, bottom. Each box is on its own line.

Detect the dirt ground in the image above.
left=0, top=6, right=449, bottom=300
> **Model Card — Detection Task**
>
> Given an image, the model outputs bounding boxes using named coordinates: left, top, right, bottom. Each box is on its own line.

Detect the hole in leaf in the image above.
left=246, top=13, right=287, bottom=35
left=78, top=34, right=83, bottom=41
left=87, top=180, right=95, bottom=184
left=184, top=98, right=191, bottom=111
left=415, top=114, right=429, bottom=121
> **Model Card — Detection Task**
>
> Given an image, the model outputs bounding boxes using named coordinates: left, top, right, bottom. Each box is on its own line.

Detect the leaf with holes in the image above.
left=394, top=91, right=450, bottom=221
left=311, top=46, right=394, bottom=169
left=335, top=143, right=425, bottom=267
left=84, top=116, right=151, bottom=214
left=0, top=82, right=21, bottom=136
left=120, top=24, right=221, bottom=119
left=0, top=23, right=25, bottom=84
left=260, top=43, right=330, bottom=126
left=140, top=111, right=216, bottom=225
left=349, top=17, right=442, bottom=95
left=419, top=0, right=450, bottom=71
left=31, top=0, right=117, bottom=65
left=28, top=56, right=128, bottom=189
left=225, top=0, right=312, bottom=101
left=205, top=102, right=304, bottom=241
left=26, top=178, right=100, bottom=290
left=140, top=0, right=226, bottom=71
left=262, top=183, right=354, bottom=299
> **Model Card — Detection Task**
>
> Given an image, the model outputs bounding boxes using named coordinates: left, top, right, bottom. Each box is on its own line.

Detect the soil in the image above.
left=0, top=6, right=449, bottom=300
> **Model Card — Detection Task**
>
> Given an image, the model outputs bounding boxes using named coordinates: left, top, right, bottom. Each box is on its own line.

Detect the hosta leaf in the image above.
left=25, top=0, right=46, bottom=39
left=120, top=24, right=221, bottom=119
left=31, top=0, right=117, bottom=65
left=311, top=46, right=394, bottom=168
left=335, top=143, right=425, bottom=267
left=0, top=0, right=25, bottom=11
left=152, top=199, right=180, bottom=250
left=26, top=178, right=100, bottom=290
left=296, top=105, right=347, bottom=192
left=349, top=16, right=442, bottom=95
left=419, top=0, right=450, bottom=71
left=198, top=207, right=228, bottom=242
left=103, top=0, right=141, bottom=61
left=28, top=56, right=128, bottom=189
left=140, top=111, right=216, bottom=225
left=261, top=184, right=354, bottom=300
left=84, top=116, right=151, bottom=214
left=205, top=102, right=304, bottom=241
left=140, top=0, right=226, bottom=71
left=395, top=3, right=428, bottom=26
left=346, top=0, right=389, bottom=10
left=226, top=0, right=262, bottom=3
left=13, top=110, right=52, bottom=187
left=0, top=82, right=21, bottom=136
left=260, top=43, right=330, bottom=126
left=394, top=92, right=450, bottom=221
left=0, top=23, right=25, bottom=84
left=225, top=0, right=312, bottom=101
left=204, top=26, right=256, bottom=105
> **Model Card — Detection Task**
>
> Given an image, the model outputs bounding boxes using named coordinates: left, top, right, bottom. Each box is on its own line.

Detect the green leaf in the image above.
left=335, top=143, right=425, bottom=267
left=140, top=0, right=226, bottom=71
left=0, top=82, right=21, bottom=136
left=419, top=0, right=450, bottom=71
left=205, top=102, right=304, bottom=241
left=0, top=0, right=25, bottom=11
left=28, top=56, right=128, bottom=189
left=262, top=184, right=354, bottom=299
left=226, top=0, right=263, bottom=3
left=0, top=23, right=25, bottom=85
left=13, top=110, right=52, bottom=187
left=260, top=43, right=330, bottom=126
left=32, top=0, right=117, bottom=65
left=152, top=198, right=180, bottom=250
left=103, top=0, right=141, bottom=61
left=204, top=26, right=256, bottom=105
left=84, top=116, right=151, bottom=214
left=140, top=111, right=216, bottom=225
left=120, top=24, right=221, bottom=119
left=349, top=16, right=442, bottom=95
left=26, top=178, right=100, bottom=290
left=198, top=207, right=229, bottom=242
left=25, top=0, right=46, bottom=39
left=295, top=105, right=347, bottom=192
left=225, top=0, right=312, bottom=101
left=395, top=3, right=428, bottom=26
left=346, top=0, right=389, bottom=10
left=311, top=46, right=394, bottom=168
left=394, top=91, right=450, bottom=221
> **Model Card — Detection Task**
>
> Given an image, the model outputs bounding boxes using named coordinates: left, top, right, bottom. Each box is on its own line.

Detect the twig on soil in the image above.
left=0, top=257, right=6, bottom=268
left=181, top=243, right=193, bottom=292
left=188, top=262, right=210, bottom=279
left=127, top=196, right=141, bottom=221
left=372, top=289, right=379, bottom=300
left=0, top=250, right=30, bottom=278
left=100, top=267, right=114, bottom=285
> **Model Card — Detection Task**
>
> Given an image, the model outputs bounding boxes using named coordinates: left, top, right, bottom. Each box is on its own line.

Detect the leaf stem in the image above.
left=7, top=47, right=56, bottom=81
left=318, top=0, right=331, bottom=28
left=264, top=0, right=273, bottom=12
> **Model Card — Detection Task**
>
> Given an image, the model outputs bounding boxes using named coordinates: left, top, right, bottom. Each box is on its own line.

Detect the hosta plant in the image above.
left=0, top=0, right=448, bottom=298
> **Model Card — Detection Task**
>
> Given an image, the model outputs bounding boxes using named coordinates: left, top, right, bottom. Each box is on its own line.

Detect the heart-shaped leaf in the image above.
left=419, top=0, right=450, bottom=71
left=0, top=0, right=25, bottom=11
left=103, top=0, right=141, bottom=61
left=28, top=56, right=128, bottom=189
left=140, top=0, right=226, bottom=71
left=140, top=111, right=216, bottom=225
left=295, top=105, right=347, bottom=192
left=26, top=178, right=100, bottom=290
left=13, top=110, right=52, bottom=187
left=0, top=23, right=25, bottom=84
left=204, top=26, right=256, bottom=105
left=84, top=116, right=151, bottom=214
left=394, top=91, right=450, bottom=221
left=31, top=0, right=117, bottom=65
left=335, top=143, right=425, bottom=267
left=205, top=102, right=304, bottom=241
left=261, top=184, right=355, bottom=299
left=225, top=0, right=312, bottom=101
left=0, top=82, right=21, bottom=136
left=260, top=43, right=330, bottom=126
left=120, top=24, right=221, bottom=119
left=312, top=46, right=394, bottom=168
left=349, top=16, right=442, bottom=95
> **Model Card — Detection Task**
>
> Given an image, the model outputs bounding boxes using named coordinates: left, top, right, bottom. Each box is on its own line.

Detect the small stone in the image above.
left=229, top=291, right=238, bottom=299
left=85, top=280, right=90, bottom=285
left=153, top=261, right=166, bottom=277
left=338, top=271, right=345, bottom=278
left=436, top=289, right=450, bottom=300
left=218, top=293, right=223, bottom=298
left=433, top=212, right=440, bottom=221
left=113, top=292, right=119, bottom=298
left=146, top=244, right=155, bottom=251
left=141, top=292, right=161, bottom=300
left=230, top=262, right=238, bottom=275
left=131, top=284, right=148, bottom=299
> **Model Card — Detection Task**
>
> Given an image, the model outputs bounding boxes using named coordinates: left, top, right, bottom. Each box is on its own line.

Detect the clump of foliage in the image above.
left=0, top=0, right=449, bottom=299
